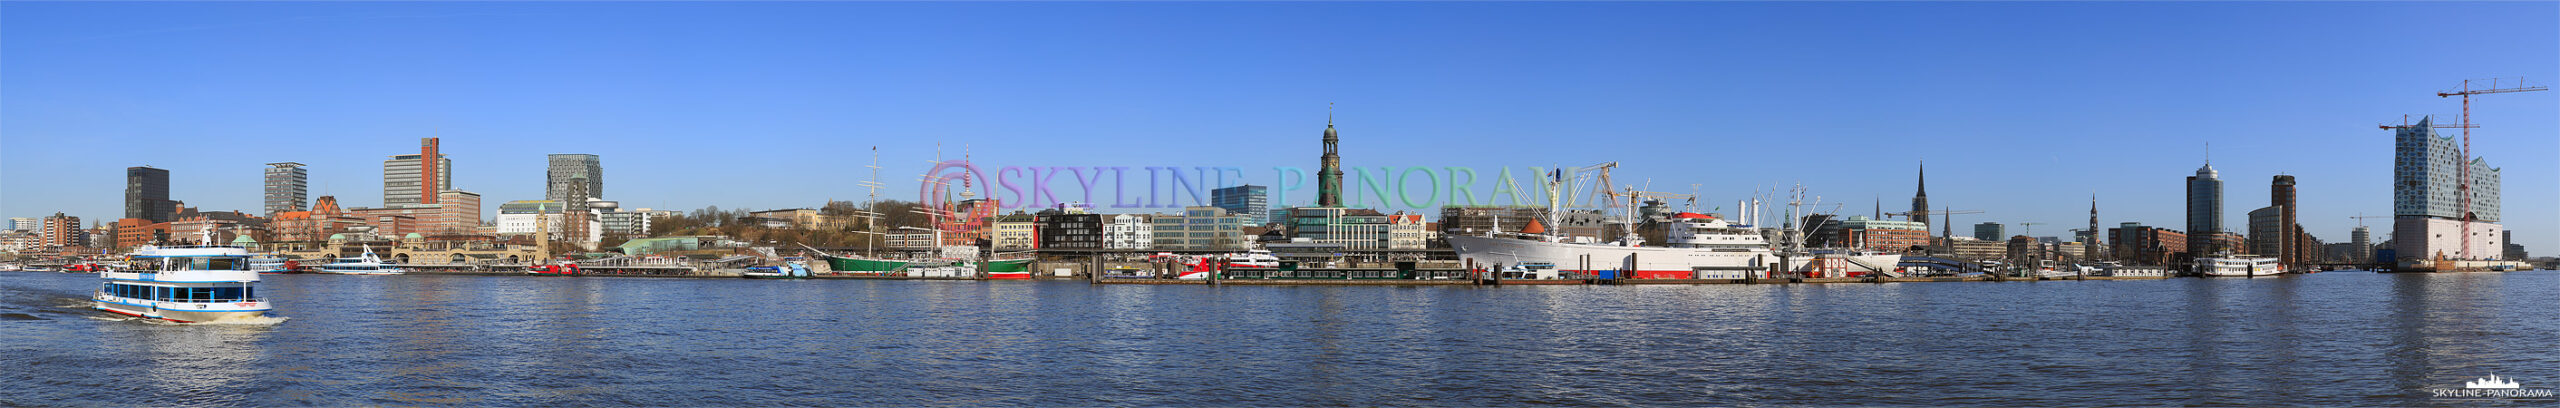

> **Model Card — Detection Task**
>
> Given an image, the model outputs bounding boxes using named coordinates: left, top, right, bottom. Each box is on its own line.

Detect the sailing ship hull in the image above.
left=826, top=256, right=911, bottom=275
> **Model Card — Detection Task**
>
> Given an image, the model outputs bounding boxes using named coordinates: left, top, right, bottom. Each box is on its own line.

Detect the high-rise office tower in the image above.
left=126, top=166, right=174, bottom=223
left=2186, top=161, right=2224, bottom=257
left=2350, top=226, right=2371, bottom=264
left=383, top=138, right=452, bottom=206
left=546, top=154, right=604, bottom=204
left=264, top=162, right=308, bottom=217
left=2271, top=175, right=2298, bottom=271
left=1211, top=185, right=1270, bottom=225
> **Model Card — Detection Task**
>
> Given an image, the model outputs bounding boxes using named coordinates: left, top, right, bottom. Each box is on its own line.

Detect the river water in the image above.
left=3, top=271, right=2555, bottom=406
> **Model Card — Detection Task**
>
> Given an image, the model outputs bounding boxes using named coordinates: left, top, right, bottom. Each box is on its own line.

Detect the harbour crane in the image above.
left=2436, top=78, right=2545, bottom=260
left=2349, top=212, right=2390, bottom=229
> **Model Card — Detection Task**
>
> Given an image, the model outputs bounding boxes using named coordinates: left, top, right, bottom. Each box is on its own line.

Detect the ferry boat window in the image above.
left=209, top=287, right=245, bottom=302
left=190, top=257, right=244, bottom=271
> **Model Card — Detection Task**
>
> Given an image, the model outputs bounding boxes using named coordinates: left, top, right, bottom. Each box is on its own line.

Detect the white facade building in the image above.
left=1105, top=214, right=1153, bottom=250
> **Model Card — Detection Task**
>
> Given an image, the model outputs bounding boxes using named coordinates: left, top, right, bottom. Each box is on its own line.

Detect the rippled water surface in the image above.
left=4, top=271, right=2557, bottom=406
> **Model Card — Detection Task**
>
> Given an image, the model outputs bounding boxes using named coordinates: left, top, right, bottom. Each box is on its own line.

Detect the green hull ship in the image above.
left=826, top=256, right=911, bottom=274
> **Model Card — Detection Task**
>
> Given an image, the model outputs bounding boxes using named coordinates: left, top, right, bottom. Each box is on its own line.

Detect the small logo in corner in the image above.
left=2468, top=374, right=2522, bottom=389
left=2432, top=374, right=2555, bottom=399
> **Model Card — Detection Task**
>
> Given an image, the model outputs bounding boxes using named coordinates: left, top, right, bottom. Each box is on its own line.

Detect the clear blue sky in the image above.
left=4, top=2, right=2554, bottom=254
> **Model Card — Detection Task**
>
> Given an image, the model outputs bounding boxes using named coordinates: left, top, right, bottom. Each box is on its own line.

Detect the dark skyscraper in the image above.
left=2271, top=175, right=2297, bottom=271
left=2186, top=162, right=2224, bottom=257
left=1316, top=110, right=1343, bottom=208
left=125, top=166, right=173, bottom=223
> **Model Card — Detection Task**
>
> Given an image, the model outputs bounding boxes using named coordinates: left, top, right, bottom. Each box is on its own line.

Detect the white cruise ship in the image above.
left=94, top=245, right=274, bottom=323
left=1451, top=213, right=1904, bottom=280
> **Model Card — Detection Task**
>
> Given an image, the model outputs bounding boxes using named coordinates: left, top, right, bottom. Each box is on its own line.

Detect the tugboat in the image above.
left=93, top=231, right=273, bottom=323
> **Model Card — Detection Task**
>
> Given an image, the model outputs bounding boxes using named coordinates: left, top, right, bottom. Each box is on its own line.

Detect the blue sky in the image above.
left=3, top=2, right=2554, bottom=254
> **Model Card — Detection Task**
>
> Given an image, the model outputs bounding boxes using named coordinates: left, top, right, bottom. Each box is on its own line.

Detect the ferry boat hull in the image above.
left=94, top=298, right=271, bottom=323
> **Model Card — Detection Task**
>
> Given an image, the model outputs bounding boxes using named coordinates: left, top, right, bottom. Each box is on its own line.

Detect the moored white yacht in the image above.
left=317, top=245, right=403, bottom=275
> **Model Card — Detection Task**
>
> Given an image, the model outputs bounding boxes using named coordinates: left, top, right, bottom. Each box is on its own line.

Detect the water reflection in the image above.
left=134, top=323, right=272, bottom=407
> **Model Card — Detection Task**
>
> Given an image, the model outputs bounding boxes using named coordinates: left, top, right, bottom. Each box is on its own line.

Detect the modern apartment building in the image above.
left=263, top=162, right=308, bottom=217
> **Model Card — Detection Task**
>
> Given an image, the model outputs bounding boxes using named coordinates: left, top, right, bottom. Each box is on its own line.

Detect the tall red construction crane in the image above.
left=2439, top=79, right=2545, bottom=260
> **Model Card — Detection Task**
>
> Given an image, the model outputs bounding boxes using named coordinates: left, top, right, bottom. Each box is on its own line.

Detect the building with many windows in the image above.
left=1829, top=216, right=1931, bottom=252
left=1211, top=185, right=1269, bottom=226
left=383, top=138, right=452, bottom=206
left=127, top=166, right=175, bottom=223
left=547, top=154, right=605, bottom=205
left=2187, top=162, right=2226, bottom=256
left=263, top=162, right=308, bottom=217
left=2248, top=205, right=2284, bottom=256
left=2109, top=222, right=2189, bottom=266
left=1151, top=207, right=1245, bottom=250
left=495, top=200, right=568, bottom=240
left=1387, top=214, right=1427, bottom=249
left=1036, top=210, right=1102, bottom=249
left=2392, top=117, right=2506, bottom=262
left=992, top=213, right=1038, bottom=249
left=1972, top=222, right=2006, bottom=241
left=1286, top=207, right=1391, bottom=250
left=40, top=213, right=83, bottom=250
left=1105, top=213, right=1152, bottom=250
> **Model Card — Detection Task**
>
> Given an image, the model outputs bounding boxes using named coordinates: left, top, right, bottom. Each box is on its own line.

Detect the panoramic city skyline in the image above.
left=3, top=2, right=2554, bottom=253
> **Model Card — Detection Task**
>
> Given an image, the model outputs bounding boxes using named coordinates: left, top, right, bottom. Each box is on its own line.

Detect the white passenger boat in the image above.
left=93, top=245, right=274, bottom=323
left=2095, top=262, right=2170, bottom=278
left=2195, top=256, right=2280, bottom=277
left=317, top=245, right=404, bottom=275
left=248, top=255, right=291, bottom=274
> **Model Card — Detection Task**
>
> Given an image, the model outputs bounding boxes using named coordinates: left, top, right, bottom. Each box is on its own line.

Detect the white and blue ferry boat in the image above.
left=93, top=245, right=274, bottom=323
